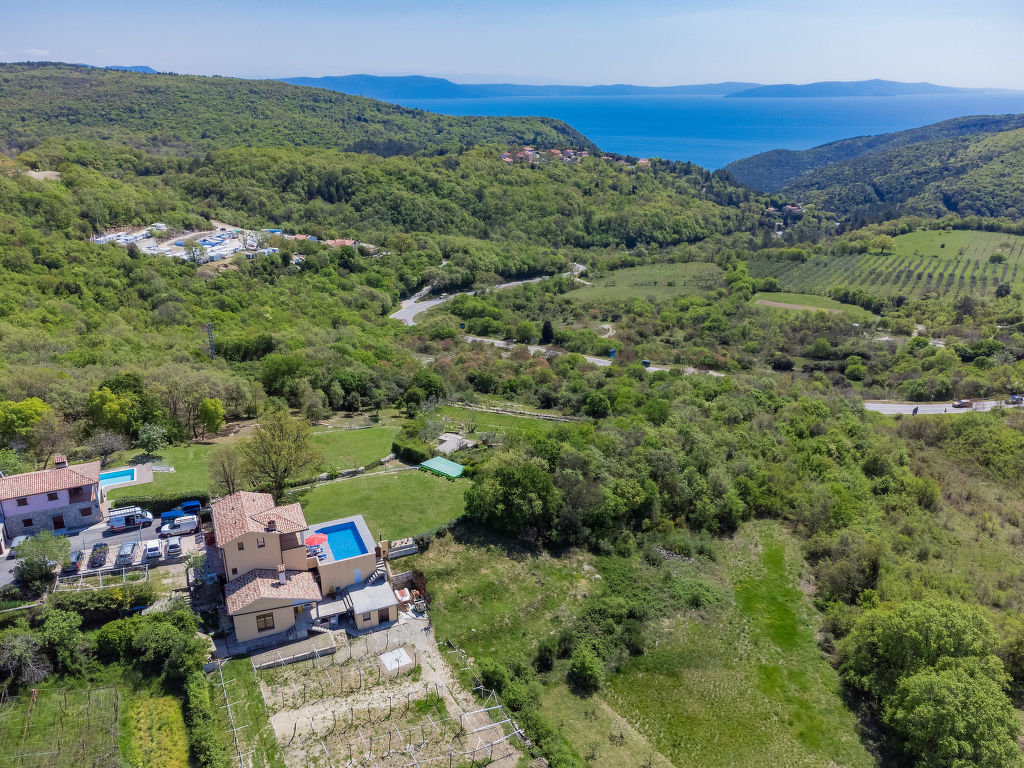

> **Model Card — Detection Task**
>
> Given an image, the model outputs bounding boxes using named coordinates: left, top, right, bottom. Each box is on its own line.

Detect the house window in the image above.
left=256, top=613, right=275, bottom=632
left=47, top=493, right=58, bottom=502
left=257, top=537, right=265, bottom=548
left=361, top=613, right=371, bottom=622
left=80, top=508, right=92, bottom=517
left=21, top=520, right=32, bottom=528
left=231, top=568, right=237, bottom=576
left=16, top=498, right=27, bottom=507
left=237, top=541, right=244, bottom=551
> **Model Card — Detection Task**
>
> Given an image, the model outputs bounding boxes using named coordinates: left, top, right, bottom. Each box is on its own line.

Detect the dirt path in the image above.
left=754, top=299, right=841, bottom=313
left=600, top=323, right=615, bottom=338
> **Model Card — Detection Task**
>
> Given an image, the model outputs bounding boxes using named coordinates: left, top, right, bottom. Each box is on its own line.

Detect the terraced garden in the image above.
left=749, top=230, right=1024, bottom=300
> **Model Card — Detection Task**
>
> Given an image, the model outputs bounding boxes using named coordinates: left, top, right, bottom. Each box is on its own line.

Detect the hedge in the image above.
left=111, top=491, right=211, bottom=517
left=392, top=438, right=433, bottom=465
left=184, top=671, right=230, bottom=768
left=48, top=582, right=157, bottom=627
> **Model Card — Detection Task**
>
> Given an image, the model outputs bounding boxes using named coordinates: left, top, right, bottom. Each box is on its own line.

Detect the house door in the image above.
left=377, top=608, right=390, bottom=624
left=51, top=515, right=65, bottom=530
left=353, top=567, right=362, bottom=584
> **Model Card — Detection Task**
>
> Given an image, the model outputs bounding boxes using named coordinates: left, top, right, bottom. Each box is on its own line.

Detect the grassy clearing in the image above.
left=574, top=262, right=723, bottom=300
left=749, top=229, right=1024, bottom=300
left=123, top=695, right=189, bottom=768
left=752, top=291, right=877, bottom=321
left=297, top=470, right=467, bottom=539
left=604, top=521, right=872, bottom=768
left=211, top=660, right=286, bottom=768
left=107, top=426, right=400, bottom=501
left=436, top=405, right=556, bottom=437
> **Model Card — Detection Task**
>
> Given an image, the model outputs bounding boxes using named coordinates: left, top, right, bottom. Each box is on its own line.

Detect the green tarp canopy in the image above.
left=419, top=456, right=464, bottom=479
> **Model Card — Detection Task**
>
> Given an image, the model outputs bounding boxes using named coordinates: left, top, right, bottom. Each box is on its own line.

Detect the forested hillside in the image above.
left=723, top=114, right=1024, bottom=192
left=0, top=62, right=595, bottom=157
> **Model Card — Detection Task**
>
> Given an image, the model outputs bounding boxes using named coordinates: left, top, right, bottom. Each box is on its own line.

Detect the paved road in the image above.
left=390, top=264, right=586, bottom=326
left=863, top=400, right=1007, bottom=415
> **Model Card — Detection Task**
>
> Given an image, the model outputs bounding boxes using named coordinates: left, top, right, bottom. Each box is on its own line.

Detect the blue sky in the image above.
left=4, top=0, right=1023, bottom=88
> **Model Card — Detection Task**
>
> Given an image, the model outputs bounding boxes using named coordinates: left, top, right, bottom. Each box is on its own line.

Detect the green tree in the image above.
left=0, top=398, right=54, bottom=445
left=870, top=235, right=895, bottom=255
left=14, top=531, right=71, bottom=594
left=209, top=443, right=245, bottom=496
left=85, top=430, right=129, bottom=467
left=0, top=629, right=49, bottom=685
left=883, top=656, right=1022, bottom=768
left=514, top=320, right=537, bottom=344
left=197, top=398, right=225, bottom=439
left=464, top=451, right=560, bottom=539
left=86, top=387, right=136, bottom=434
left=135, top=423, right=168, bottom=454
left=642, top=397, right=671, bottom=426
left=583, top=392, right=611, bottom=419
left=540, top=320, right=554, bottom=344
left=238, top=410, right=323, bottom=499
left=40, top=609, right=83, bottom=674
left=182, top=239, right=206, bottom=263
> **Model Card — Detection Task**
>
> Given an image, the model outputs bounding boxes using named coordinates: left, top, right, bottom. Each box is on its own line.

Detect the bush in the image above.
left=183, top=671, right=230, bottom=768
left=391, top=438, right=433, bottom=465
left=567, top=647, right=603, bottom=695
left=535, top=636, right=556, bottom=672
left=47, top=583, right=156, bottom=626
left=477, top=658, right=509, bottom=694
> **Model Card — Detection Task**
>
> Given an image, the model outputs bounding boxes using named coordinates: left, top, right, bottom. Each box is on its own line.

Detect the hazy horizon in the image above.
left=3, top=0, right=1023, bottom=90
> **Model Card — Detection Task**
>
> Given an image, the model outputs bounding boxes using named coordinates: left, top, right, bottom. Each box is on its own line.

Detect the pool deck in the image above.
left=309, top=514, right=376, bottom=565
left=100, top=463, right=154, bottom=493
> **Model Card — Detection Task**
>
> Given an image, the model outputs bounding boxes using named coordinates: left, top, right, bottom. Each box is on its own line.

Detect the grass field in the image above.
left=123, top=696, right=189, bottom=768
left=574, top=262, right=723, bottom=300
left=436, top=405, right=557, bottom=437
left=413, top=521, right=873, bottom=768
left=752, top=291, right=878, bottom=321
left=749, top=229, right=1024, bottom=300
left=297, top=470, right=467, bottom=539
left=107, top=425, right=400, bottom=501
left=211, top=660, right=286, bottom=768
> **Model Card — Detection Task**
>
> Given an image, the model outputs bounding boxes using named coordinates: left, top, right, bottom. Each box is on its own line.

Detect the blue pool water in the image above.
left=99, top=468, right=135, bottom=488
left=318, top=522, right=368, bottom=561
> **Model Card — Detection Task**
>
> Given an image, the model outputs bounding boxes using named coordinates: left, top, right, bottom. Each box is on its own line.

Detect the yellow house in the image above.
left=212, top=491, right=313, bottom=581
left=225, top=565, right=321, bottom=643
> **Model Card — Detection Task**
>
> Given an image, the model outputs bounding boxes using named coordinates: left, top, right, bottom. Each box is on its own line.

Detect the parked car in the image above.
left=108, top=507, right=153, bottom=531
left=62, top=550, right=85, bottom=574
left=7, top=535, right=28, bottom=559
left=115, top=541, right=138, bottom=566
left=143, top=540, right=163, bottom=560
left=165, top=536, right=182, bottom=558
left=952, top=399, right=973, bottom=408
left=159, top=514, right=200, bottom=538
left=88, top=543, right=109, bottom=568
left=1007, top=394, right=1024, bottom=405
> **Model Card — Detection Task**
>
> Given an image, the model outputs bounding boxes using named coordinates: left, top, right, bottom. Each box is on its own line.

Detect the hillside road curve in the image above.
left=864, top=400, right=1007, bottom=415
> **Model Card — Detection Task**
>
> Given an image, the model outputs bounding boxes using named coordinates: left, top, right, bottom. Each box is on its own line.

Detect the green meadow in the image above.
left=574, top=262, right=723, bottom=300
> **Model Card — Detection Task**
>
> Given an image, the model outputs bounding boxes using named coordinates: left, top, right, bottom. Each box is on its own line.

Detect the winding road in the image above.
left=863, top=400, right=1008, bottom=415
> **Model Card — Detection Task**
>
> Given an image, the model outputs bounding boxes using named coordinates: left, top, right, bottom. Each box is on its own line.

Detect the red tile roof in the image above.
left=211, top=491, right=308, bottom=546
left=324, top=238, right=357, bottom=248
left=0, top=461, right=101, bottom=501
left=225, top=568, right=321, bottom=614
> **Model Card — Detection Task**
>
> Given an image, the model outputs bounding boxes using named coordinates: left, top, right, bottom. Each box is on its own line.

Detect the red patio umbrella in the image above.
left=305, top=533, right=328, bottom=546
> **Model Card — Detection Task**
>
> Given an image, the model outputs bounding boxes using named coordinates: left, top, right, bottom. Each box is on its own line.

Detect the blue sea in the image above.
left=395, top=93, right=1024, bottom=169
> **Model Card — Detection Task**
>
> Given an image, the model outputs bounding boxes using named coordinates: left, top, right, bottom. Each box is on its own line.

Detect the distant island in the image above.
left=278, top=74, right=761, bottom=99
left=278, top=74, right=1017, bottom=101
left=726, top=78, right=1009, bottom=98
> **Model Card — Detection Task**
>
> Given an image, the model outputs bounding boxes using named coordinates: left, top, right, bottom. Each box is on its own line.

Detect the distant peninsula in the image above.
left=726, top=79, right=1007, bottom=98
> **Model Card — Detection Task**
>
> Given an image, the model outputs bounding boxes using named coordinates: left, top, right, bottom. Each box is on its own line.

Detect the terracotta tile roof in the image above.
left=0, top=461, right=101, bottom=501
left=211, top=491, right=308, bottom=546
left=325, top=238, right=357, bottom=248
left=225, top=569, right=321, bottom=614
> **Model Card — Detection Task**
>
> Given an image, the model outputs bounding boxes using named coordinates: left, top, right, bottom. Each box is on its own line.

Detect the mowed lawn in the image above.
left=436, top=405, right=556, bottom=438
left=574, top=262, right=723, bottom=300
left=299, top=470, right=467, bottom=539
left=107, top=425, right=400, bottom=501
left=752, top=291, right=878, bottom=321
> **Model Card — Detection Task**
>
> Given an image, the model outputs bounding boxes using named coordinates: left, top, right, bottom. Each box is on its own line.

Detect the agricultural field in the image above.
left=122, top=696, right=189, bottom=768
left=436, top=405, right=558, bottom=437
left=414, top=521, right=872, bottom=768
left=0, top=687, right=122, bottom=768
left=297, top=470, right=467, bottom=539
left=751, top=291, right=878, bottom=321
left=573, top=262, right=723, bottom=301
left=749, top=229, right=1024, bottom=300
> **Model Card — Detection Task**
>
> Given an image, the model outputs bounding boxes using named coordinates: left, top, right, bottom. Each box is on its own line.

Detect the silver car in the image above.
left=165, top=536, right=182, bottom=557
left=115, top=541, right=138, bottom=566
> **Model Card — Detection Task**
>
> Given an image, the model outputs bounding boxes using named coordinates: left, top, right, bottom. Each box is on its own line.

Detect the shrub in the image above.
left=567, top=647, right=603, bottom=695
left=477, top=658, right=509, bottom=694
left=183, top=671, right=230, bottom=768
left=48, top=583, right=156, bottom=626
left=391, top=438, right=433, bottom=465
left=536, top=636, right=557, bottom=672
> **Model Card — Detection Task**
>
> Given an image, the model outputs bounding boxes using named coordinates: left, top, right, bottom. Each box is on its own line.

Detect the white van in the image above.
left=159, top=514, right=200, bottom=538
left=108, top=507, right=153, bottom=531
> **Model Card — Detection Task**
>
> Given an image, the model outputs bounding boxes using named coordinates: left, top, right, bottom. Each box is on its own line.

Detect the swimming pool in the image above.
left=317, top=521, right=369, bottom=561
left=99, top=468, right=135, bottom=489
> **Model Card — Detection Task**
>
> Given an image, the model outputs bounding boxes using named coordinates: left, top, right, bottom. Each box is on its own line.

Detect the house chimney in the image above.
left=54, top=455, right=68, bottom=469
left=277, top=564, right=287, bottom=585
left=266, top=518, right=277, bottom=532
